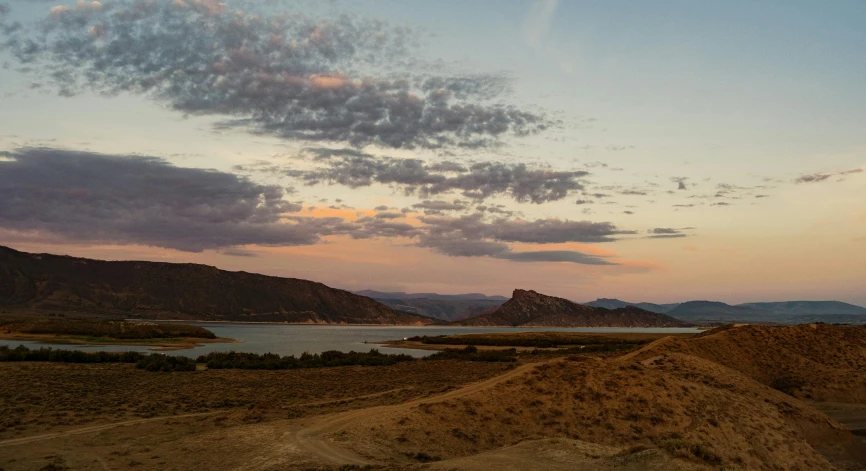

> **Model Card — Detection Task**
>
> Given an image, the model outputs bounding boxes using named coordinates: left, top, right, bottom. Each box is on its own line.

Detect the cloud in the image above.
left=373, top=211, right=403, bottom=220
left=0, top=147, right=353, bottom=252
left=419, top=213, right=632, bottom=245
left=0, top=146, right=657, bottom=267
left=647, top=228, right=688, bottom=239
left=291, top=151, right=588, bottom=203
left=523, top=0, right=559, bottom=46
left=497, top=250, right=615, bottom=265
left=417, top=232, right=615, bottom=266
left=411, top=199, right=467, bottom=215
left=794, top=168, right=863, bottom=184
left=671, top=177, right=689, bottom=190
left=4, top=0, right=552, bottom=149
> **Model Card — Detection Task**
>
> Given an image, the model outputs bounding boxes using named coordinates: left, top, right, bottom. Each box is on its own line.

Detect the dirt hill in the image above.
left=455, top=289, right=690, bottom=327
left=338, top=324, right=866, bottom=470
left=639, top=323, right=866, bottom=403
left=0, top=246, right=432, bottom=325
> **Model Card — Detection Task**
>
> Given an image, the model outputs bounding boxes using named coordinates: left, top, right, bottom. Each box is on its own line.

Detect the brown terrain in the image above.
left=454, top=289, right=691, bottom=327
left=0, top=245, right=432, bottom=325
left=0, top=317, right=235, bottom=350
left=1, top=324, right=864, bottom=470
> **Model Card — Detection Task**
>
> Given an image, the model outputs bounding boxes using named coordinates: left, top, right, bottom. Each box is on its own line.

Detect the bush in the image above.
left=197, top=349, right=416, bottom=370
left=0, top=345, right=145, bottom=363
left=426, top=345, right=517, bottom=362
left=408, top=334, right=648, bottom=349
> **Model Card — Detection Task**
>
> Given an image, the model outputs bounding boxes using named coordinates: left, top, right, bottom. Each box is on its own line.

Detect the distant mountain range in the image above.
left=452, top=290, right=691, bottom=328
left=0, top=246, right=433, bottom=325
left=353, top=290, right=509, bottom=301
left=5, top=244, right=863, bottom=327
left=585, top=298, right=866, bottom=324
left=354, top=290, right=506, bottom=322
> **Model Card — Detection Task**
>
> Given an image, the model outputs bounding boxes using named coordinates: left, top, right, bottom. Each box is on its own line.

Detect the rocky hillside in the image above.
left=0, top=246, right=433, bottom=325
left=455, top=289, right=691, bottom=327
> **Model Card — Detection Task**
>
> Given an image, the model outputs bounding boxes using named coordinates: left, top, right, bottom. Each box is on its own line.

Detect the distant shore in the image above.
left=0, top=333, right=240, bottom=351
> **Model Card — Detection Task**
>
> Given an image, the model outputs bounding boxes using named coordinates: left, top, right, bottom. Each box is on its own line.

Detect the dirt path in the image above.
left=0, top=412, right=220, bottom=448
left=615, top=336, right=674, bottom=363
left=289, top=360, right=550, bottom=467
left=0, top=387, right=417, bottom=450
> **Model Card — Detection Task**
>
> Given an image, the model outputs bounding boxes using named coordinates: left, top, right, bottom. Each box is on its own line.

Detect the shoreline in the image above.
left=138, top=319, right=705, bottom=330
left=0, top=333, right=240, bottom=351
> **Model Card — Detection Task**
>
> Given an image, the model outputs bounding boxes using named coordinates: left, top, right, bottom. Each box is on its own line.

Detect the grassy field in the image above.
left=0, top=360, right=514, bottom=442
left=379, top=331, right=698, bottom=352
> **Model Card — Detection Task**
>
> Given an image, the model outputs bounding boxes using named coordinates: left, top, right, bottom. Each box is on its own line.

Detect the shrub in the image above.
left=197, top=349, right=416, bottom=370
left=425, top=345, right=517, bottom=362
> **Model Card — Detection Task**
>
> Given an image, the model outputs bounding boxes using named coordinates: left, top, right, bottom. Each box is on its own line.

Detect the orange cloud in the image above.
left=302, top=206, right=375, bottom=221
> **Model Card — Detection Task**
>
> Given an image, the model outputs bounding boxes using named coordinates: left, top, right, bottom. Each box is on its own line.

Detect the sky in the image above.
left=0, top=0, right=864, bottom=305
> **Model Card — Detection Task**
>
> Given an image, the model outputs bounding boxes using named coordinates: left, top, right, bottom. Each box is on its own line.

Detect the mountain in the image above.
left=737, top=301, right=866, bottom=316
left=454, top=289, right=691, bottom=327
left=666, top=301, right=765, bottom=323
left=353, top=290, right=508, bottom=301
left=587, top=299, right=866, bottom=324
left=667, top=300, right=866, bottom=324
left=0, top=246, right=433, bottom=325
left=585, top=298, right=679, bottom=314
left=371, top=298, right=503, bottom=322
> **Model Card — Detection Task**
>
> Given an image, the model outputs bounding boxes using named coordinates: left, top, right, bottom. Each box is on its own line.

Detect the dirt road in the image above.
left=0, top=412, right=220, bottom=448
left=290, top=360, right=550, bottom=466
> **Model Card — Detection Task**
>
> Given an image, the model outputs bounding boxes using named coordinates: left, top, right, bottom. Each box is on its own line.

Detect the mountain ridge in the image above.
left=453, top=289, right=691, bottom=327
left=0, top=246, right=433, bottom=325
left=353, top=290, right=509, bottom=301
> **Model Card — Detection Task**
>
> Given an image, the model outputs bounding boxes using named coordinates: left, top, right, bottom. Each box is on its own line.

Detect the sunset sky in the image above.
left=0, top=0, right=864, bottom=305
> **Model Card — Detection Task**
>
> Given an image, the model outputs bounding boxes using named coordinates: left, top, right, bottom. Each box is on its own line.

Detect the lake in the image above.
left=0, top=324, right=702, bottom=358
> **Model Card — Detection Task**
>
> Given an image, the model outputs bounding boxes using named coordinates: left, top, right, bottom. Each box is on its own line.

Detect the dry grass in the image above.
left=0, top=360, right=512, bottom=441
left=340, top=326, right=866, bottom=471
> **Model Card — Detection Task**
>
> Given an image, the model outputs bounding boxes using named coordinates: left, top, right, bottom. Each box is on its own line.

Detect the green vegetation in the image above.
left=426, top=345, right=518, bottom=362
left=0, top=345, right=144, bottom=363
left=198, top=349, right=416, bottom=370
left=409, top=334, right=649, bottom=349
left=0, top=318, right=216, bottom=339
left=0, top=345, right=193, bottom=372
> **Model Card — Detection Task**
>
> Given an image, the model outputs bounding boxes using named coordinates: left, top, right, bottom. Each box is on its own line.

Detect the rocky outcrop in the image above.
left=455, top=289, right=691, bottom=327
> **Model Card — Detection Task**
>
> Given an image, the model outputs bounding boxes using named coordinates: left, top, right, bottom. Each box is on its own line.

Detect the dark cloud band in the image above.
left=3, top=0, right=552, bottom=149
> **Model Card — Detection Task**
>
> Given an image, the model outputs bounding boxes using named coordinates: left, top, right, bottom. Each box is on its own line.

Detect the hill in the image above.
left=353, top=290, right=508, bottom=301
left=371, top=297, right=503, bottom=322
left=739, top=301, right=866, bottom=316
left=454, top=289, right=691, bottom=327
left=666, top=300, right=766, bottom=323
left=639, top=323, right=866, bottom=402
left=0, top=246, right=433, bottom=325
left=585, top=298, right=679, bottom=314
left=336, top=323, right=866, bottom=470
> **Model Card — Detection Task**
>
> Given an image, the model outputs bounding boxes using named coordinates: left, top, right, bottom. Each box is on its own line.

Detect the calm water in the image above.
left=0, top=324, right=702, bottom=358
